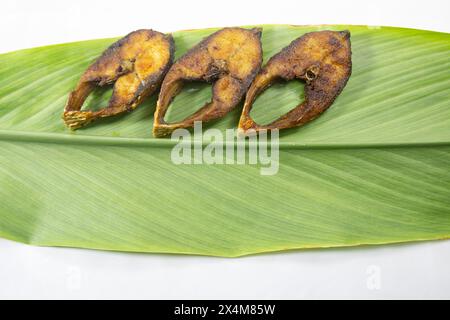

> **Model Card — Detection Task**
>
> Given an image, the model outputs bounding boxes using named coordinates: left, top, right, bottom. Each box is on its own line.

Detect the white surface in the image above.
left=1, top=239, right=449, bottom=299
left=1, top=0, right=449, bottom=300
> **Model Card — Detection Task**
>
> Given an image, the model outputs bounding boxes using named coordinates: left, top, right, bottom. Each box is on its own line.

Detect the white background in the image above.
left=0, top=0, right=449, bottom=299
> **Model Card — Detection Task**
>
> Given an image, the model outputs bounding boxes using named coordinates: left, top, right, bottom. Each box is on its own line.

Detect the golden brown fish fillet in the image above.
left=153, top=27, right=263, bottom=138
left=239, top=30, right=352, bottom=133
left=63, top=29, right=174, bottom=129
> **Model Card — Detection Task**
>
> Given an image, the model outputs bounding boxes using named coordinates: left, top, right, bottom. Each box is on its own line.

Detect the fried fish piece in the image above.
left=153, top=27, right=263, bottom=138
left=63, top=29, right=174, bottom=129
left=238, top=30, right=352, bottom=133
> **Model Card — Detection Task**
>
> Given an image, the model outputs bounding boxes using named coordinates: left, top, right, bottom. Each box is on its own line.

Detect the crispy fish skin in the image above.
left=63, top=29, right=174, bottom=130
left=153, top=27, right=263, bottom=138
left=239, top=30, right=352, bottom=133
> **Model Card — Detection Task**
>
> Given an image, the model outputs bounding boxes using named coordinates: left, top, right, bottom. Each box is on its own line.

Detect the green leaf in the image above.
left=0, top=25, right=449, bottom=257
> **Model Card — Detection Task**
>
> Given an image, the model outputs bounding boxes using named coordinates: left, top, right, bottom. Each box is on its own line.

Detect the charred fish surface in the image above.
left=239, top=30, right=352, bottom=133
left=153, top=27, right=263, bottom=138
left=63, top=29, right=174, bottom=130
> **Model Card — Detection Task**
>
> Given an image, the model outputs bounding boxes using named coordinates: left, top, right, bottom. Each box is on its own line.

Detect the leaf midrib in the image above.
left=0, top=129, right=449, bottom=150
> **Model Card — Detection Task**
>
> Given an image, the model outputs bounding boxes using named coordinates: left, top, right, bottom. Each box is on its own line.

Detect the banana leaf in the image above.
left=0, top=25, right=449, bottom=257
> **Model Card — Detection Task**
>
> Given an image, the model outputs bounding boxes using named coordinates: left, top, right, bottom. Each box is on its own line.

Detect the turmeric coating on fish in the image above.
left=63, top=29, right=174, bottom=130
left=239, top=30, right=352, bottom=133
left=153, top=27, right=263, bottom=138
